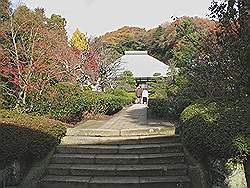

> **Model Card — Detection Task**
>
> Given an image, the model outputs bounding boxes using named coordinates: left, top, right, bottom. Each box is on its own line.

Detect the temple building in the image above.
left=119, top=51, right=171, bottom=86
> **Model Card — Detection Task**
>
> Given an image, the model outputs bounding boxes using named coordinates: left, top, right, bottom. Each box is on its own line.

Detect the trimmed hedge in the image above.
left=180, top=98, right=249, bottom=160
left=0, top=109, right=67, bottom=169
left=107, top=89, right=136, bottom=110
left=148, top=96, right=192, bottom=120
left=28, top=83, right=134, bottom=123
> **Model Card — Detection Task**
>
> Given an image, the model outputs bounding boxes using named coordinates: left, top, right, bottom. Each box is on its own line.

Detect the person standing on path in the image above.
left=136, top=86, right=143, bottom=104
left=141, top=88, right=149, bottom=105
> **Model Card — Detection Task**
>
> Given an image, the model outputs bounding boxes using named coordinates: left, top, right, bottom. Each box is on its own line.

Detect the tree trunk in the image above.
left=22, top=90, right=26, bottom=106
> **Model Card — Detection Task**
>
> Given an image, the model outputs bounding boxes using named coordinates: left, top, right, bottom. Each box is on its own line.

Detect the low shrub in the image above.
left=108, top=88, right=129, bottom=97
left=0, top=85, right=16, bottom=109
left=28, top=83, right=134, bottom=123
left=180, top=100, right=218, bottom=123
left=83, top=91, right=133, bottom=116
left=0, top=109, right=67, bottom=169
left=107, top=89, right=136, bottom=104
left=99, top=94, right=123, bottom=115
left=180, top=98, right=249, bottom=160
left=27, top=82, right=85, bottom=123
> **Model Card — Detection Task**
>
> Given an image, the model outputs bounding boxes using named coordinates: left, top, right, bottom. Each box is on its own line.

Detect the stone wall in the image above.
left=183, top=146, right=248, bottom=188
left=207, top=157, right=247, bottom=188
left=183, top=146, right=209, bottom=188
left=0, top=149, right=54, bottom=188
left=0, top=160, right=22, bottom=187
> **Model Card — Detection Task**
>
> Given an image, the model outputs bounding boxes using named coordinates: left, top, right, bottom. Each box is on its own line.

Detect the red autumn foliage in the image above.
left=0, top=6, right=68, bottom=106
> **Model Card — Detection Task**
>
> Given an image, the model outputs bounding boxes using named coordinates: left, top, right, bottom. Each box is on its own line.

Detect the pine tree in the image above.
left=70, top=28, right=89, bottom=51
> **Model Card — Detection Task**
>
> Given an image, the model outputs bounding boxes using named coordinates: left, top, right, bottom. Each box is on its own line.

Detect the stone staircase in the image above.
left=39, top=127, right=191, bottom=188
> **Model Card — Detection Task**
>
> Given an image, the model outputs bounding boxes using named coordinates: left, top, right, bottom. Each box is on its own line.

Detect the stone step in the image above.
left=61, top=135, right=181, bottom=145
left=41, top=175, right=190, bottom=188
left=50, top=153, right=185, bottom=165
left=47, top=164, right=188, bottom=177
left=66, top=127, right=175, bottom=137
left=56, top=143, right=183, bottom=154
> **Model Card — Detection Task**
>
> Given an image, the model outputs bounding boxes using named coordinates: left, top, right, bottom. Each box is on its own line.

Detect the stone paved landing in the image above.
left=76, top=104, right=174, bottom=130
left=100, top=104, right=148, bottom=129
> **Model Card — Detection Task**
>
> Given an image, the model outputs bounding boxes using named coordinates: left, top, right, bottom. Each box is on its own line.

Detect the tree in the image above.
left=55, top=43, right=101, bottom=90
left=47, top=14, right=68, bottom=42
left=81, top=45, right=100, bottom=87
left=201, top=0, right=249, bottom=98
left=0, top=6, right=68, bottom=108
left=70, top=28, right=89, bottom=51
left=144, top=21, right=182, bottom=63
left=54, top=46, right=83, bottom=83
left=170, top=17, right=216, bottom=69
left=171, top=1, right=249, bottom=99
left=91, top=41, right=122, bottom=91
left=144, top=26, right=169, bottom=62
left=98, top=26, right=147, bottom=54
left=0, top=0, right=11, bottom=21
left=116, top=71, right=136, bottom=92
left=58, top=39, right=119, bottom=91
left=171, top=19, right=200, bottom=68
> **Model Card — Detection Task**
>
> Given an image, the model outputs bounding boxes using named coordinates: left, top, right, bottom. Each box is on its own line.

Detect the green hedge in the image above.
left=28, top=83, right=134, bottom=123
left=0, top=109, right=67, bottom=169
left=180, top=99, right=249, bottom=160
left=83, top=92, right=124, bottom=116
left=107, top=88, right=136, bottom=105
left=148, top=96, right=192, bottom=120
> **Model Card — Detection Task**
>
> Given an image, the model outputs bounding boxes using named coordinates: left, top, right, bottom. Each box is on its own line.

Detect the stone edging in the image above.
left=66, top=127, right=176, bottom=137
left=14, top=148, right=55, bottom=188
left=183, top=145, right=208, bottom=188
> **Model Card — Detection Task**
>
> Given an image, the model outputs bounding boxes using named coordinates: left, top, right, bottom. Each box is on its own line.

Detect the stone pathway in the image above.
left=39, top=104, right=191, bottom=188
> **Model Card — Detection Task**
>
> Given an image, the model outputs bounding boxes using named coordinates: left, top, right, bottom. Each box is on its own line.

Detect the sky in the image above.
left=11, top=0, right=213, bottom=37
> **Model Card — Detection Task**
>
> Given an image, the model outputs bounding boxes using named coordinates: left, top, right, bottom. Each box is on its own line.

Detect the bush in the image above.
left=107, top=88, right=136, bottom=104
left=26, top=82, right=84, bottom=121
left=0, top=84, right=17, bottom=109
left=150, top=75, right=189, bottom=99
left=28, top=83, right=134, bottom=123
left=180, top=100, right=218, bottom=123
left=148, top=95, right=192, bottom=120
left=84, top=91, right=133, bottom=116
left=180, top=98, right=249, bottom=160
left=0, top=109, right=67, bottom=169
left=99, top=94, right=123, bottom=115
left=108, top=88, right=129, bottom=97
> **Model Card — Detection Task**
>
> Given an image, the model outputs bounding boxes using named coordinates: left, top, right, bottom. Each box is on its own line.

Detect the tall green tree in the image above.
left=206, top=0, right=249, bottom=97
left=145, top=26, right=170, bottom=62
left=70, top=28, right=89, bottom=51
left=171, top=18, right=201, bottom=69
left=47, top=14, right=68, bottom=42
left=172, top=0, right=249, bottom=99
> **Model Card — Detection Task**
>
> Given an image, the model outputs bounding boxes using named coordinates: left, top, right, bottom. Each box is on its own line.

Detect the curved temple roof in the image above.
left=119, top=51, right=170, bottom=78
